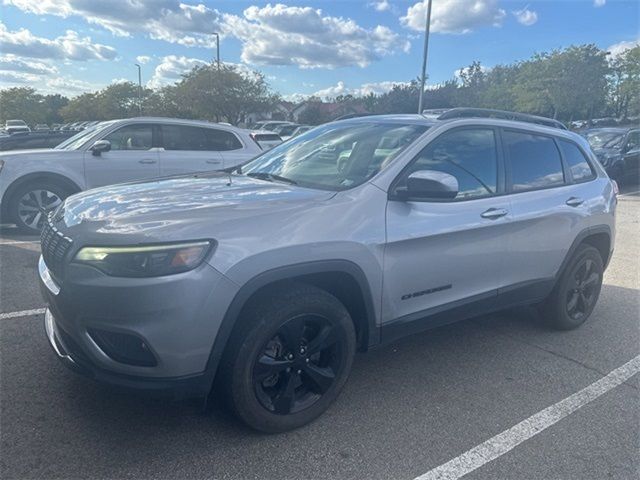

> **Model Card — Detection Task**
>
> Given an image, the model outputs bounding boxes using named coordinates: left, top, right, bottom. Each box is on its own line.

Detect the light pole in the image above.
left=417, top=0, right=433, bottom=114
left=134, top=63, right=142, bottom=115
left=213, top=32, right=220, bottom=70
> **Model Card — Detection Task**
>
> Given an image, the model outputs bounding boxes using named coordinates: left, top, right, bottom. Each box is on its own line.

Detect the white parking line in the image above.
left=0, top=239, right=40, bottom=246
left=0, top=308, right=46, bottom=320
left=414, top=354, right=640, bottom=480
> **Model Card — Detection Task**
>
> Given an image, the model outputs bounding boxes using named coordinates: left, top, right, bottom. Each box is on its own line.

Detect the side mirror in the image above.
left=397, top=170, right=459, bottom=200
left=90, top=140, right=111, bottom=156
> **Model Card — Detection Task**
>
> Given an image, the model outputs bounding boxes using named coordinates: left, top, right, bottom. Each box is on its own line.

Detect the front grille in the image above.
left=41, top=216, right=73, bottom=280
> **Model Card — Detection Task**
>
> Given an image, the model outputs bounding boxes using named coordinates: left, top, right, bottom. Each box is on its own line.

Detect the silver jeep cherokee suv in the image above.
left=39, top=109, right=616, bottom=432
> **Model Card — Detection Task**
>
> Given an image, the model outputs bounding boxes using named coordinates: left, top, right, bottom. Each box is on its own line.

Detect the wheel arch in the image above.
left=204, top=260, right=379, bottom=392
left=1, top=172, right=81, bottom=221
left=556, top=225, right=612, bottom=280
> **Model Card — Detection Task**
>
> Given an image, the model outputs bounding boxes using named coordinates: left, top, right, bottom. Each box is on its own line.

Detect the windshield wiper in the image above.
left=246, top=172, right=298, bottom=185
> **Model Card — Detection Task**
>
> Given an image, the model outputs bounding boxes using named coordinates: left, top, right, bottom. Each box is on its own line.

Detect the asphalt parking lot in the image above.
left=1, top=186, right=638, bottom=480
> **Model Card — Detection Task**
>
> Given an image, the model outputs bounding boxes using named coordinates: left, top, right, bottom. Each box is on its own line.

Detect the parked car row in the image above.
left=36, top=108, right=616, bottom=433
left=0, top=130, right=75, bottom=151
left=249, top=120, right=312, bottom=140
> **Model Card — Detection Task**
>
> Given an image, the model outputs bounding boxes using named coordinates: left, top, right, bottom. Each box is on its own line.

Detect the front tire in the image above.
left=541, top=245, right=604, bottom=330
left=9, top=182, right=68, bottom=234
left=221, top=283, right=356, bottom=433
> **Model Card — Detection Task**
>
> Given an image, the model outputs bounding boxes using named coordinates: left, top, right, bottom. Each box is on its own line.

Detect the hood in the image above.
left=0, top=148, right=70, bottom=159
left=58, top=173, right=336, bottom=241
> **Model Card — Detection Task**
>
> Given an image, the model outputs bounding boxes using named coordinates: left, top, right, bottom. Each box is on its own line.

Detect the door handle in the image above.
left=566, top=197, right=584, bottom=207
left=138, top=159, right=157, bottom=164
left=481, top=208, right=508, bottom=220
left=206, top=159, right=222, bottom=164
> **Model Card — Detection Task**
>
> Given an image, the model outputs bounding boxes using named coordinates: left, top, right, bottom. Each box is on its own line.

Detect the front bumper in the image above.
left=38, top=255, right=238, bottom=396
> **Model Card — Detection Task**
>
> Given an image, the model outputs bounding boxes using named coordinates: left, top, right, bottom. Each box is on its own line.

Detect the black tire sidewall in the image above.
left=547, top=245, right=603, bottom=330
left=228, top=284, right=356, bottom=433
left=10, top=182, right=68, bottom=233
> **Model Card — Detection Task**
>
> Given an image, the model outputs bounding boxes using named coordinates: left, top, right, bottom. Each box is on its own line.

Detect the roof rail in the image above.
left=435, top=108, right=567, bottom=130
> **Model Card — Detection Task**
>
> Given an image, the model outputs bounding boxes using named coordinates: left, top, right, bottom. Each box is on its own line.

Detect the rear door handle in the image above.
left=206, top=159, right=222, bottom=164
left=566, top=197, right=584, bottom=207
left=138, top=159, right=157, bottom=164
left=481, top=208, right=508, bottom=220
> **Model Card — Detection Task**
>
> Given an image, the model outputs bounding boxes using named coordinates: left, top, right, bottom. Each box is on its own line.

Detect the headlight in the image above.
left=73, top=241, right=213, bottom=277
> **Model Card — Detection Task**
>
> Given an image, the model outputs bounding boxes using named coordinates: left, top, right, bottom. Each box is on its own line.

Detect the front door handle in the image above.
left=138, top=159, right=157, bottom=164
left=566, top=197, right=584, bottom=207
left=481, top=207, right=508, bottom=220
left=206, top=159, right=222, bottom=164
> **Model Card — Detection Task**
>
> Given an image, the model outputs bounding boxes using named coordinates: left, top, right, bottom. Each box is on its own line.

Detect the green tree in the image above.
left=608, top=46, right=640, bottom=119
left=0, top=87, right=50, bottom=125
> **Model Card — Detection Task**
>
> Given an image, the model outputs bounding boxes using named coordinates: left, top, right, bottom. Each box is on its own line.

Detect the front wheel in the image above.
left=221, top=283, right=356, bottom=433
left=9, top=182, right=68, bottom=234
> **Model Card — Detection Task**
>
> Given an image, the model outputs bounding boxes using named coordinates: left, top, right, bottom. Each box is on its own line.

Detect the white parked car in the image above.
left=249, top=130, right=283, bottom=150
left=0, top=117, right=262, bottom=232
left=5, top=119, right=30, bottom=135
left=251, top=120, right=294, bottom=131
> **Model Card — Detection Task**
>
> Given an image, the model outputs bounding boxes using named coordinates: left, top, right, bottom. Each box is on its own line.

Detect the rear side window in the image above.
left=408, top=128, right=498, bottom=200
left=162, top=125, right=208, bottom=151
left=558, top=140, right=594, bottom=182
left=504, top=131, right=564, bottom=192
left=203, top=128, right=242, bottom=151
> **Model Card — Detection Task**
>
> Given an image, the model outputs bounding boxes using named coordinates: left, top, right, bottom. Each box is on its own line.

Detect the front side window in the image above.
left=55, top=121, right=114, bottom=150
left=403, top=128, right=498, bottom=200
left=103, top=124, right=153, bottom=151
left=558, top=140, right=594, bottom=182
left=243, top=122, right=428, bottom=191
left=504, top=131, right=564, bottom=192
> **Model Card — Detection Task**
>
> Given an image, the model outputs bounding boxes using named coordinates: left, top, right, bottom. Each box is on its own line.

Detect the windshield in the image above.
left=54, top=121, right=114, bottom=150
left=7, top=120, right=26, bottom=126
left=586, top=131, right=625, bottom=149
left=243, top=122, right=428, bottom=191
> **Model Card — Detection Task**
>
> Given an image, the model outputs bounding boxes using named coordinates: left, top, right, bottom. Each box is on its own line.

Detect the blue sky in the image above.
left=0, top=0, right=638, bottom=100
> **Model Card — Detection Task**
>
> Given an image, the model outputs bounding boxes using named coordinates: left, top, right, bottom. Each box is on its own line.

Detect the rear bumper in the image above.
left=44, top=308, right=209, bottom=398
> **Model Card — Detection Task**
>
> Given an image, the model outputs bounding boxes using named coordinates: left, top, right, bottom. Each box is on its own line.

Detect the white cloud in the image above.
left=513, top=7, right=538, bottom=26
left=0, top=22, right=117, bottom=61
left=454, top=64, right=491, bottom=79
left=136, top=55, right=151, bottom=64
left=369, top=0, right=392, bottom=12
left=401, top=0, right=506, bottom=34
left=226, top=4, right=409, bottom=69
left=594, top=0, right=606, bottom=7
left=607, top=39, right=639, bottom=59
left=147, top=55, right=208, bottom=89
left=4, top=1, right=409, bottom=70
left=3, top=0, right=226, bottom=46
left=0, top=54, right=57, bottom=75
left=292, top=80, right=409, bottom=100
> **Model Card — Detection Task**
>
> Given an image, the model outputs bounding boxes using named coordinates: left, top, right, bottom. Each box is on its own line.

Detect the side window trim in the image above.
left=389, top=125, right=503, bottom=203
left=501, top=127, right=567, bottom=194
left=204, top=127, right=245, bottom=151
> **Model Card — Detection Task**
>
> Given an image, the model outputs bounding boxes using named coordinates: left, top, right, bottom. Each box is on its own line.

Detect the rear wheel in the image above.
left=221, top=283, right=356, bottom=433
left=9, top=182, right=68, bottom=234
left=541, top=245, right=603, bottom=330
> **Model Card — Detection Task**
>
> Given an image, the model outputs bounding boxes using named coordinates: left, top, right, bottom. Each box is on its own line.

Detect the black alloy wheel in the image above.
left=253, top=314, right=341, bottom=415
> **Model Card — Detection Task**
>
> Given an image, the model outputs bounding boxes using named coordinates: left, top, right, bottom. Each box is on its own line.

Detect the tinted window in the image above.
left=103, top=125, right=152, bottom=151
left=204, top=128, right=242, bottom=151
left=558, top=141, right=594, bottom=182
left=161, top=125, right=242, bottom=151
left=504, top=131, right=564, bottom=192
left=162, top=125, right=207, bottom=151
left=408, top=128, right=498, bottom=200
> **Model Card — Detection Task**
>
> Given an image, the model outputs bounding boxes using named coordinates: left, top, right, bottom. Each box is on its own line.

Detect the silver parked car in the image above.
left=0, top=117, right=262, bottom=232
left=39, top=109, right=616, bottom=432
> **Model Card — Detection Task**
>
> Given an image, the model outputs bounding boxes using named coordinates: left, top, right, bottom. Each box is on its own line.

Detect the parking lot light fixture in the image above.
left=134, top=63, right=142, bottom=115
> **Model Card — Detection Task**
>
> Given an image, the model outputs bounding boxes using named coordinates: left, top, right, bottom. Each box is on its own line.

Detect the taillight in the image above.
left=249, top=133, right=263, bottom=150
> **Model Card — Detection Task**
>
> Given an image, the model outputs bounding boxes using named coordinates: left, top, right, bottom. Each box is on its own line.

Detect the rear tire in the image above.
left=220, top=283, right=356, bottom=433
left=9, top=181, right=69, bottom=234
left=541, top=245, right=603, bottom=330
